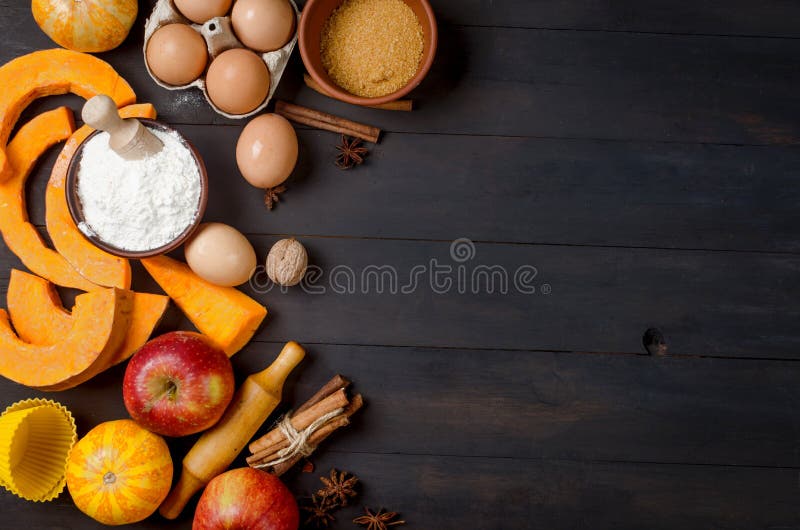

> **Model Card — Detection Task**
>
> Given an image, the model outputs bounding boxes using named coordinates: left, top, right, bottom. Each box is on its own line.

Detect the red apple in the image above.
left=193, top=468, right=299, bottom=530
left=123, top=331, right=235, bottom=437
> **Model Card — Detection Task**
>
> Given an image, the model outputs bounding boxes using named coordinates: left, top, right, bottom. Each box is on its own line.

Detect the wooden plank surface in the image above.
left=217, top=238, right=800, bottom=358
left=3, top=7, right=800, bottom=144
left=0, top=0, right=798, bottom=528
left=24, top=127, right=800, bottom=252
left=3, top=452, right=799, bottom=530
left=115, top=27, right=800, bottom=144
left=0, top=237, right=799, bottom=358
left=5, top=1, right=800, bottom=37
left=446, top=1, right=800, bottom=37
left=1, top=342, right=795, bottom=469
left=3, top=339, right=800, bottom=528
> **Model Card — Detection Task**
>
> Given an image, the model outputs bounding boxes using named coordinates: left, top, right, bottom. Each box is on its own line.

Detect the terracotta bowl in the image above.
left=299, top=0, right=438, bottom=106
left=65, top=120, right=208, bottom=259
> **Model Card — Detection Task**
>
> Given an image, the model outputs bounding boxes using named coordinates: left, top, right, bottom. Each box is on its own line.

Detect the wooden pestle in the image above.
left=82, top=95, right=163, bottom=160
left=158, top=341, right=306, bottom=520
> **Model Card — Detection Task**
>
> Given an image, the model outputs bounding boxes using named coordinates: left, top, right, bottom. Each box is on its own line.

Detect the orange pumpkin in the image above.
left=32, top=0, right=138, bottom=53
left=66, top=420, right=173, bottom=526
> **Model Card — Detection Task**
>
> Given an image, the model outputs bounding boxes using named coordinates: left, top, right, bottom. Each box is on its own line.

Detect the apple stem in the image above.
left=143, top=380, right=180, bottom=413
left=164, top=380, right=178, bottom=400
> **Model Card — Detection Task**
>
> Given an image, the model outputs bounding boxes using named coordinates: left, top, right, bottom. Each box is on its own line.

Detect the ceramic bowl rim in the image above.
left=65, top=119, right=208, bottom=259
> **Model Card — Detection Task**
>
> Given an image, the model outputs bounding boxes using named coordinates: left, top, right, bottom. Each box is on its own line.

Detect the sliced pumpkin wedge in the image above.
left=7, top=269, right=71, bottom=340
left=107, top=292, right=170, bottom=366
left=0, top=287, right=133, bottom=390
left=7, top=269, right=169, bottom=366
left=142, top=255, right=267, bottom=356
left=0, top=107, right=100, bottom=291
left=0, top=48, right=136, bottom=182
left=46, top=103, right=156, bottom=290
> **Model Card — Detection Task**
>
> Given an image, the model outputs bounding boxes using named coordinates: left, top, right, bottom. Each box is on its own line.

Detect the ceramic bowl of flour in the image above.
left=66, top=120, right=208, bottom=258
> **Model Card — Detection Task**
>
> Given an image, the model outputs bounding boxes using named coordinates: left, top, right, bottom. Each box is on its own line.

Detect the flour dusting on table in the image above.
left=77, top=128, right=201, bottom=252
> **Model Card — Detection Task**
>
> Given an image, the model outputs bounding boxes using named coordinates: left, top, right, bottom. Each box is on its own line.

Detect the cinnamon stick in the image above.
left=248, top=388, right=349, bottom=454
left=247, top=436, right=292, bottom=463
left=342, top=393, right=364, bottom=416
left=297, top=374, right=350, bottom=414
left=271, top=394, right=364, bottom=476
left=303, top=74, right=413, bottom=112
left=275, top=100, right=381, bottom=143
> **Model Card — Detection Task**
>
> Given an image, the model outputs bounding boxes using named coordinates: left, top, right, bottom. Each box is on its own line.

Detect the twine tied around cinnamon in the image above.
left=247, top=375, right=364, bottom=475
left=252, top=407, right=345, bottom=469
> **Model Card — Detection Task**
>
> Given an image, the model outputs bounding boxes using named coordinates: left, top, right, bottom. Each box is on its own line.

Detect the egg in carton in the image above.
left=143, top=0, right=299, bottom=119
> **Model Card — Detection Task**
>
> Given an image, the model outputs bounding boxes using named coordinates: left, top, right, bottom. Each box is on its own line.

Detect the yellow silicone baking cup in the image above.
left=0, top=399, right=77, bottom=502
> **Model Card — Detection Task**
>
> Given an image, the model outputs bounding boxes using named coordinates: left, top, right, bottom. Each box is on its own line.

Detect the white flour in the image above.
left=77, top=127, right=201, bottom=252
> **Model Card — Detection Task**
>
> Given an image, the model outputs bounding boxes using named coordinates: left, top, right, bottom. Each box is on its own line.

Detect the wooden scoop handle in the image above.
left=82, top=95, right=163, bottom=160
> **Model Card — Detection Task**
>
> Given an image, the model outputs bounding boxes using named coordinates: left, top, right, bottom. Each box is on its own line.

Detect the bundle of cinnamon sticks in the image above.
left=246, top=374, right=362, bottom=475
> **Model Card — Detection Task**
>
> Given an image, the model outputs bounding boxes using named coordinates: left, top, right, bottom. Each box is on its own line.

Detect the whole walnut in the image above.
left=266, top=238, right=308, bottom=286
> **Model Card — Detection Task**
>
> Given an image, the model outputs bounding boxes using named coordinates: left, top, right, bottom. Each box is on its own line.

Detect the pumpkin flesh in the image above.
left=0, top=107, right=100, bottom=291
left=142, top=255, right=267, bottom=356
left=7, top=269, right=169, bottom=367
left=108, top=292, right=170, bottom=366
left=0, top=49, right=136, bottom=182
left=0, top=287, right=133, bottom=390
left=7, top=269, right=72, bottom=339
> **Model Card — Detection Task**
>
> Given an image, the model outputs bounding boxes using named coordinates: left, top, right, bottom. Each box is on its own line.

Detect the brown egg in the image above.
left=205, top=49, right=270, bottom=115
left=184, top=223, right=257, bottom=286
left=146, top=24, right=208, bottom=86
left=231, top=0, right=295, bottom=52
left=174, top=0, right=232, bottom=24
left=236, top=114, right=298, bottom=189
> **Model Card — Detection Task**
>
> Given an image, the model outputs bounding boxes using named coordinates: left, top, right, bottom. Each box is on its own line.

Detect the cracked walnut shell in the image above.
left=266, top=238, right=308, bottom=286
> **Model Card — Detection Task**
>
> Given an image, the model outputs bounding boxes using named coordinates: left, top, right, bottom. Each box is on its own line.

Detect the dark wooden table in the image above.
left=1, top=1, right=799, bottom=528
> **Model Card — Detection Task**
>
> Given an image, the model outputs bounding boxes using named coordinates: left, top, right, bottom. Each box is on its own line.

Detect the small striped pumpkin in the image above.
left=66, top=420, right=173, bottom=526
left=31, top=0, right=137, bottom=53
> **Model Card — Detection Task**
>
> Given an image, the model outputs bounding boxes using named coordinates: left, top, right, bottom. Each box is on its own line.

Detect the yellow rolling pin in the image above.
left=159, top=341, right=305, bottom=519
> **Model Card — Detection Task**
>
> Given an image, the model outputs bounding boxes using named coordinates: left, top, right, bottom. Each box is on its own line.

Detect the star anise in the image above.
left=301, top=495, right=336, bottom=529
left=317, top=468, right=358, bottom=507
left=335, top=135, right=368, bottom=169
left=264, top=185, right=287, bottom=210
left=353, top=507, right=405, bottom=530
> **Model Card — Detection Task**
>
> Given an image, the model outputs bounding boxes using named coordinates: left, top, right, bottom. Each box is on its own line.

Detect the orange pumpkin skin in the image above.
left=66, top=420, right=173, bottom=526
left=32, top=0, right=138, bottom=53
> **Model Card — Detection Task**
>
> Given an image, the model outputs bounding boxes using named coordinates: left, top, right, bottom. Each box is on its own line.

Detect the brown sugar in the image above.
left=320, top=0, right=424, bottom=98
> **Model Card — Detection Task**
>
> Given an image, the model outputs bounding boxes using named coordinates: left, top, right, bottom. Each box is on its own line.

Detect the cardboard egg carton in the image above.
left=143, top=0, right=299, bottom=119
